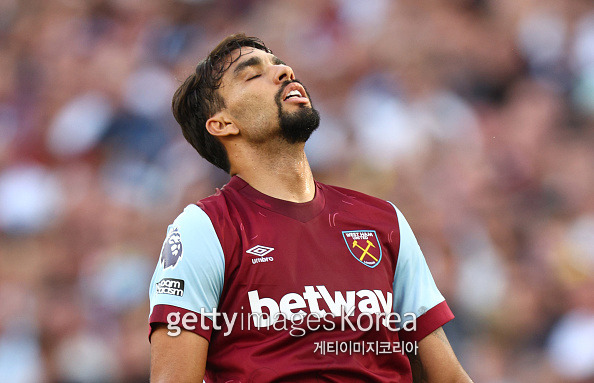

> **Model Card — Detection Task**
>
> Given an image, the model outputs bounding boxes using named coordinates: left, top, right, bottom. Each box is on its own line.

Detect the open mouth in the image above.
left=282, top=83, right=309, bottom=104
left=284, top=89, right=304, bottom=100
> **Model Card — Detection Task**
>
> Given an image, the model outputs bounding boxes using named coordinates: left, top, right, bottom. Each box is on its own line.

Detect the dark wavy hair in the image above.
left=172, top=34, right=272, bottom=173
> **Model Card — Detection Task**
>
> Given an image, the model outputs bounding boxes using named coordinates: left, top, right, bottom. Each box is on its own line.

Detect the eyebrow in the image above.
left=233, top=55, right=286, bottom=78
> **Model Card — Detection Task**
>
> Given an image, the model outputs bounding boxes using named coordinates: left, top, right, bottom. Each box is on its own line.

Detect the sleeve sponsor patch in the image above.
left=155, top=278, right=185, bottom=296
left=160, top=227, right=183, bottom=269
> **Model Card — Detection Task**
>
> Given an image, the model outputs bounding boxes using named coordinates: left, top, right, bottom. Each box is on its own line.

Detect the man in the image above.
left=149, top=33, right=472, bottom=382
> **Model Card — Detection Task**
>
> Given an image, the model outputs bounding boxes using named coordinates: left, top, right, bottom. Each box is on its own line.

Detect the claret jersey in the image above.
left=149, top=176, right=454, bottom=382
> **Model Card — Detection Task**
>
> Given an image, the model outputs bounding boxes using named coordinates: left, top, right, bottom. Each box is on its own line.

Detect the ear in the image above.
left=206, top=112, right=239, bottom=138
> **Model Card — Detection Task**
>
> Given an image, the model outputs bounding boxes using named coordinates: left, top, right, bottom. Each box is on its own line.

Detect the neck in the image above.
left=230, top=141, right=315, bottom=203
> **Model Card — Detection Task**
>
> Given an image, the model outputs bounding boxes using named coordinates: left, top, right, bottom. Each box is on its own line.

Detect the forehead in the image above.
left=228, top=46, right=272, bottom=67
left=220, top=47, right=279, bottom=84
left=228, top=46, right=265, bottom=63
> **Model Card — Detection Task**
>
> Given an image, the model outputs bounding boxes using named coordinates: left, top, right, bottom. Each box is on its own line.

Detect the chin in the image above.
left=279, top=106, right=321, bottom=144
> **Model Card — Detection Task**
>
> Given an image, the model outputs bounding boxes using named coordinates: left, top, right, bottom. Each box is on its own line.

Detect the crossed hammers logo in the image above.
left=352, top=239, right=379, bottom=262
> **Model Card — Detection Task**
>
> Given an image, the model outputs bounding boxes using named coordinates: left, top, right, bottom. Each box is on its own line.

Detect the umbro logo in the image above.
left=247, top=245, right=275, bottom=264
left=246, top=245, right=275, bottom=257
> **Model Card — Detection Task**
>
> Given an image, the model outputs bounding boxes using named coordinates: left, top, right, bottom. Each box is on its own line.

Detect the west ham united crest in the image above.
left=342, top=230, right=382, bottom=268
left=160, top=227, right=183, bottom=269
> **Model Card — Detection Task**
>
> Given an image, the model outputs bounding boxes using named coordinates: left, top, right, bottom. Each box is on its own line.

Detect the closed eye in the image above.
left=247, top=74, right=261, bottom=81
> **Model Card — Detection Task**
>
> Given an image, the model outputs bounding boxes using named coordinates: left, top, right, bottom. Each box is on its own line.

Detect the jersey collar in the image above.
left=224, top=176, right=326, bottom=222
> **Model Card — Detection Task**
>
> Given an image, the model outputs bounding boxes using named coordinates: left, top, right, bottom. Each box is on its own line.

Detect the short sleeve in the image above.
left=388, top=202, right=454, bottom=343
left=148, top=204, right=225, bottom=341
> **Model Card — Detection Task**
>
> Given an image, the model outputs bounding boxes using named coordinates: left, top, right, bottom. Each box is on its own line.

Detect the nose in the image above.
left=274, top=64, right=295, bottom=84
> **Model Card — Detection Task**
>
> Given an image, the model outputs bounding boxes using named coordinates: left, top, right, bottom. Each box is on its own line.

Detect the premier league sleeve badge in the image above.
left=160, top=227, right=183, bottom=269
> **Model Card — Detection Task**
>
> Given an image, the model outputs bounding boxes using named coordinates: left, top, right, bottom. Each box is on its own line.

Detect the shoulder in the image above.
left=319, top=182, right=396, bottom=213
left=192, top=185, right=245, bottom=256
left=162, top=187, right=239, bottom=254
left=172, top=203, right=211, bottom=227
left=168, top=204, right=222, bottom=246
left=194, top=186, right=239, bottom=229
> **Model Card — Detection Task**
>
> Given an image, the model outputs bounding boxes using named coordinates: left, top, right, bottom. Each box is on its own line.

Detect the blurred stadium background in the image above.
left=1, top=0, right=594, bottom=382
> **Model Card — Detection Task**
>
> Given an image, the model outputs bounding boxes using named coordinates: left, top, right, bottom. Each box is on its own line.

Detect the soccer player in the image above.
left=149, top=34, right=473, bottom=382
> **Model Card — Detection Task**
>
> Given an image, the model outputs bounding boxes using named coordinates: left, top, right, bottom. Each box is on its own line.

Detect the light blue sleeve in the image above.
left=388, top=202, right=445, bottom=318
left=148, top=204, right=225, bottom=320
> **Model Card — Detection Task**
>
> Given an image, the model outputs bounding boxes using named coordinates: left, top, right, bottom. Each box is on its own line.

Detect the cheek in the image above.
left=229, top=91, right=277, bottom=123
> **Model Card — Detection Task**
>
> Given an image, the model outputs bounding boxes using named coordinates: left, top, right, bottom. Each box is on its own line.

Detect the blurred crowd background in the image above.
left=1, top=0, right=593, bottom=382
